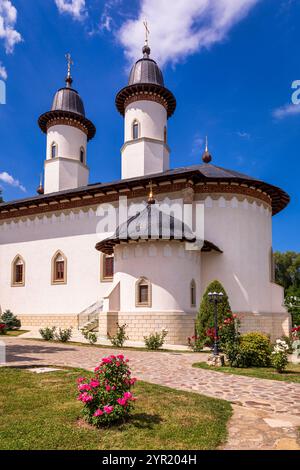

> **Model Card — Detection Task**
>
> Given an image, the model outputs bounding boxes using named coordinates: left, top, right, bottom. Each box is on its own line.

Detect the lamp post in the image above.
left=208, top=291, right=224, bottom=356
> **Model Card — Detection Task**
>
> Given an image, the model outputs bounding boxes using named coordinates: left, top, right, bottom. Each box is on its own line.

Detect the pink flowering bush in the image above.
left=77, top=354, right=137, bottom=426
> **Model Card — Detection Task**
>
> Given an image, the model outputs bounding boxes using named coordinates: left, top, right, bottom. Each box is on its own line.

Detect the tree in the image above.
left=196, top=280, right=232, bottom=339
left=274, top=251, right=300, bottom=326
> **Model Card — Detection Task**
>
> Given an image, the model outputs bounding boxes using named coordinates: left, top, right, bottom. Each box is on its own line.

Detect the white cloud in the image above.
left=237, top=131, right=251, bottom=139
left=272, top=103, right=300, bottom=119
left=0, top=0, right=22, bottom=53
left=118, top=0, right=261, bottom=66
left=0, top=61, right=7, bottom=80
left=0, top=171, right=26, bottom=192
left=55, top=0, right=87, bottom=21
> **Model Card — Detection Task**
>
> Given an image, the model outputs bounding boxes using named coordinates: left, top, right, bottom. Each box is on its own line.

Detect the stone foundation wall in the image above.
left=100, top=311, right=196, bottom=345
left=18, top=314, right=78, bottom=330
left=238, top=311, right=291, bottom=341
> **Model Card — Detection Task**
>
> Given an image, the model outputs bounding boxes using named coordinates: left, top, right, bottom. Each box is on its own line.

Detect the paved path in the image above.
left=1, top=337, right=300, bottom=450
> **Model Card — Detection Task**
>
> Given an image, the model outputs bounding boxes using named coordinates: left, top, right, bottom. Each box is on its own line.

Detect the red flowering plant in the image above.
left=77, top=354, right=137, bottom=426
left=291, top=326, right=300, bottom=341
left=187, top=335, right=204, bottom=352
left=0, top=323, right=8, bottom=335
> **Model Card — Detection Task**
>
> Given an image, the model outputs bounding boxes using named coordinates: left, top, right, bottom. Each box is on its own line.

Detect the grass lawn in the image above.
left=193, top=362, right=300, bottom=383
left=4, top=330, right=29, bottom=337
left=0, top=368, right=231, bottom=450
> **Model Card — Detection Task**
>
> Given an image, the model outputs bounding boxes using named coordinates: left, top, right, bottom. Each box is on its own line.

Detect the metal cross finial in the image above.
left=143, top=20, right=150, bottom=45
left=205, top=135, right=208, bottom=152
left=65, top=53, right=73, bottom=78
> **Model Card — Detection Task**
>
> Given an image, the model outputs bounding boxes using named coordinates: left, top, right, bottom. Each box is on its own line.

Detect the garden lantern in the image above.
left=208, top=291, right=224, bottom=356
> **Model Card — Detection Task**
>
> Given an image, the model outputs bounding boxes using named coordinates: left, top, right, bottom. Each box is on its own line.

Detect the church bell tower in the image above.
left=38, top=54, right=96, bottom=194
left=115, top=25, right=176, bottom=179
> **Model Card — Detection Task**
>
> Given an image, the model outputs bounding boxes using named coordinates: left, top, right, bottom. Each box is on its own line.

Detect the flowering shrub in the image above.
left=108, top=323, right=128, bottom=348
left=81, top=328, right=97, bottom=345
left=77, top=354, right=137, bottom=426
left=55, top=327, right=72, bottom=343
left=292, top=326, right=300, bottom=341
left=0, top=323, right=8, bottom=335
left=187, top=335, right=204, bottom=352
left=271, top=339, right=289, bottom=373
left=39, top=326, right=56, bottom=341
left=144, top=329, right=168, bottom=350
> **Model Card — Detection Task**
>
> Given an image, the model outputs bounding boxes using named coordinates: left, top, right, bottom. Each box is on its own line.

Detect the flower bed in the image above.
left=77, top=354, right=137, bottom=426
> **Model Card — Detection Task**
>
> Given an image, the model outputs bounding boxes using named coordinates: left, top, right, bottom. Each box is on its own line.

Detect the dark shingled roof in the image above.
left=38, top=83, right=96, bottom=141
left=115, top=46, right=176, bottom=118
left=0, top=163, right=290, bottom=217
left=95, top=203, right=222, bottom=255
left=128, top=57, right=164, bottom=87
left=51, top=87, right=85, bottom=116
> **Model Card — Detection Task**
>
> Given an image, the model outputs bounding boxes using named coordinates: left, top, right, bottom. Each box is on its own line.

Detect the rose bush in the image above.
left=77, top=354, right=137, bottom=426
left=271, top=339, right=289, bottom=373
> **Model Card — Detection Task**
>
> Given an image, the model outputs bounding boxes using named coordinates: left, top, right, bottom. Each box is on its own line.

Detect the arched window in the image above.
left=190, top=280, right=196, bottom=307
left=135, top=277, right=151, bottom=307
left=52, top=251, right=67, bottom=284
left=101, top=253, right=114, bottom=281
left=12, top=255, right=25, bottom=286
left=80, top=147, right=85, bottom=164
left=164, top=126, right=167, bottom=144
left=132, top=120, right=139, bottom=140
left=51, top=142, right=58, bottom=159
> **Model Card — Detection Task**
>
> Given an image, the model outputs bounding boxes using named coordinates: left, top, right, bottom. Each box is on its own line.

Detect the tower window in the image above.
left=52, top=251, right=67, bottom=284
left=164, top=126, right=167, bottom=144
left=80, top=147, right=85, bottom=164
left=12, top=255, right=25, bottom=286
left=136, top=277, right=151, bottom=307
left=101, top=254, right=114, bottom=281
left=132, top=121, right=139, bottom=140
left=190, top=280, right=196, bottom=307
left=51, top=142, right=57, bottom=159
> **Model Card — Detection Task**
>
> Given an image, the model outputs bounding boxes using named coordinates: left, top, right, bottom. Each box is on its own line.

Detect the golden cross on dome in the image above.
left=65, top=53, right=74, bottom=78
left=143, top=20, right=150, bottom=45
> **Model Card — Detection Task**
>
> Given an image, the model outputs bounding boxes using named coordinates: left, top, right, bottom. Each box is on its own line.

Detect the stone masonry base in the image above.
left=18, top=310, right=291, bottom=345
left=18, top=314, right=78, bottom=330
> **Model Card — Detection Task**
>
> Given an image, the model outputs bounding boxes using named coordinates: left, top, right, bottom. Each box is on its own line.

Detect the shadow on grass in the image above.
left=130, top=412, right=162, bottom=429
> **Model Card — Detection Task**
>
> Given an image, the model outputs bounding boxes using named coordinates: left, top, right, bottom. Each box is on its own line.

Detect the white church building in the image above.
left=0, top=44, right=291, bottom=344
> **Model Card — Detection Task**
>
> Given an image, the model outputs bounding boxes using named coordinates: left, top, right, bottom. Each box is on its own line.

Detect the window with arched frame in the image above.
left=52, top=251, right=67, bottom=284
left=190, top=280, right=196, bottom=307
left=132, top=120, right=139, bottom=140
left=101, top=253, right=114, bottom=282
left=11, top=255, right=25, bottom=286
left=80, top=147, right=85, bottom=164
left=135, top=277, right=152, bottom=307
left=51, top=142, right=58, bottom=159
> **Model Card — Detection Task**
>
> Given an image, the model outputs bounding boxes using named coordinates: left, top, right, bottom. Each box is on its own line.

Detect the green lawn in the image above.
left=0, top=368, right=231, bottom=450
left=193, top=361, right=300, bottom=383
left=4, top=330, right=29, bottom=337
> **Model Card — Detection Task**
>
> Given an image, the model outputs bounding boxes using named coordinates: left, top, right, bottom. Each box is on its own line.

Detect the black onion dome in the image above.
left=128, top=48, right=164, bottom=87
left=116, top=46, right=176, bottom=118
left=38, top=77, right=96, bottom=141
left=51, top=87, right=85, bottom=116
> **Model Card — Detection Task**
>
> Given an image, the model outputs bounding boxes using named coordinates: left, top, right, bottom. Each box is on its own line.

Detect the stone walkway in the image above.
left=1, top=337, right=300, bottom=450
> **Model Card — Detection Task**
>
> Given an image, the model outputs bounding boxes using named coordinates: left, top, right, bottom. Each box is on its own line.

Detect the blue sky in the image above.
left=0, top=0, right=299, bottom=252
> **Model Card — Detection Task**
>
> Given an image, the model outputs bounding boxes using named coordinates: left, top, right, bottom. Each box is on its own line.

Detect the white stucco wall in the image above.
left=46, top=125, right=87, bottom=161
left=114, top=241, right=200, bottom=313
left=0, top=209, right=112, bottom=316
left=44, top=158, right=89, bottom=194
left=44, top=124, right=88, bottom=193
left=124, top=100, right=167, bottom=142
left=121, top=100, right=169, bottom=179
left=199, top=195, right=285, bottom=314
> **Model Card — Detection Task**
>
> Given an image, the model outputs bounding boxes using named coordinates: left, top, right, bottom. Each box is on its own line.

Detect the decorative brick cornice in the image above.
left=124, top=92, right=168, bottom=112
left=46, top=117, right=89, bottom=136
left=0, top=181, right=272, bottom=223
